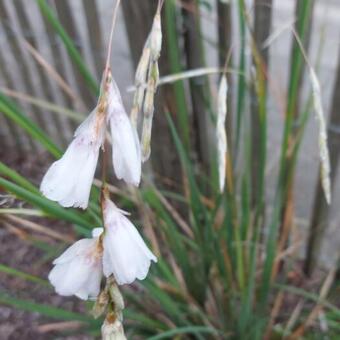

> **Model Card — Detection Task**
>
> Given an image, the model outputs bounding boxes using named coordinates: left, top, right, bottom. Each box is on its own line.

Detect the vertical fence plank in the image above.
left=0, top=1, right=44, bottom=151
left=39, top=3, right=81, bottom=122
left=251, top=0, right=272, bottom=209
left=53, top=0, right=95, bottom=109
left=0, top=52, right=26, bottom=153
left=217, top=0, right=232, bottom=148
left=121, top=1, right=155, bottom=66
left=82, top=0, right=103, bottom=81
left=304, top=48, right=340, bottom=276
left=182, top=1, right=211, bottom=174
left=13, top=0, right=68, bottom=147
left=289, top=0, right=315, bottom=119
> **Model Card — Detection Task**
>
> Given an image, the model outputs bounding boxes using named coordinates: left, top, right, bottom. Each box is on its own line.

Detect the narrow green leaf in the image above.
left=0, top=177, right=92, bottom=229
left=0, top=94, right=61, bottom=158
left=0, top=264, right=49, bottom=287
left=0, top=293, right=97, bottom=323
left=148, top=326, right=219, bottom=340
left=124, top=308, right=167, bottom=331
left=0, top=161, right=39, bottom=194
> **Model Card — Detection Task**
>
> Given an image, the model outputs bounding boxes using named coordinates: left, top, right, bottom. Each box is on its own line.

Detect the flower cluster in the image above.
left=41, top=69, right=157, bottom=302
left=41, top=70, right=141, bottom=209
left=48, top=197, right=157, bottom=299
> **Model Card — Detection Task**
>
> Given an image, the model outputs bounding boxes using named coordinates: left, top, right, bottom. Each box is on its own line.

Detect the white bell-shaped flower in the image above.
left=40, top=111, right=106, bottom=209
left=48, top=228, right=104, bottom=300
left=102, top=198, right=157, bottom=285
left=107, top=75, right=141, bottom=186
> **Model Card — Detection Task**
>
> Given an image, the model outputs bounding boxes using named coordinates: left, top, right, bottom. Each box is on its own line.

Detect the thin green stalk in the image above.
left=277, top=0, right=314, bottom=198
left=234, top=0, right=247, bottom=155
left=260, top=0, right=315, bottom=310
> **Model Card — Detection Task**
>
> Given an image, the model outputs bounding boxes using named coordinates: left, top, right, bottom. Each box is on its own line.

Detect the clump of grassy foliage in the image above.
left=0, top=0, right=339, bottom=339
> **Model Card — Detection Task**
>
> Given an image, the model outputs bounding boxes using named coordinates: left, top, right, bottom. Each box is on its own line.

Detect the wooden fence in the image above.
left=0, top=0, right=340, bottom=275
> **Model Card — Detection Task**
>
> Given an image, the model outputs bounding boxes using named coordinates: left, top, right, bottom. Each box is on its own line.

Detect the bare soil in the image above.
left=0, top=150, right=94, bottom=340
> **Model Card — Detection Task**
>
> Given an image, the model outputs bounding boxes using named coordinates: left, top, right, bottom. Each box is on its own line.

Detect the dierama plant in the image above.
left=39, top=1, right=160, bottom=338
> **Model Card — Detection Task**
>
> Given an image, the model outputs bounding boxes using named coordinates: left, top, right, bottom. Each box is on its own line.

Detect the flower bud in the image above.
left=108, top=280, right=125, bottom=312
left=101, top=315, right=126, bottom=340
left=135, top=47, right=151, bottom=85
left=92, top=289, right=109, bottom=319
left=149, top=13, right=162, bottom=61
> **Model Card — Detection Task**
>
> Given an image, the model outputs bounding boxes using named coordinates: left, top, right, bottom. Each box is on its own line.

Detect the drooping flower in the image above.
left=40, top=111, right=105, bottom=209
left=102, top=198, right=157, bottom=285
left=40, top=90, right=107, bottom=209
left=107, top=75, right=141, bottom=186
left=41, top=69, right=142, bottom=209
left=48, top=228, right=104, bottom=300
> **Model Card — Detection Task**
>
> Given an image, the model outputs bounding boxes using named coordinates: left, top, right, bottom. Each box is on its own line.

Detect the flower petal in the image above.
left=106, top=78, right=141, bottom=186
left=53, top=239, right=93, bottom=265
left=48, top=237, right=103, bottom=300
left=110, top=113, right=141, bottom=186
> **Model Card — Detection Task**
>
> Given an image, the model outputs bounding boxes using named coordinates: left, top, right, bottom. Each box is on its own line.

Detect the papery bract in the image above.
left=40, top=111, right=105, bottom=209
left=102, top=199, right=156, bottom=285
left=48, top=228, right=104, bottom=300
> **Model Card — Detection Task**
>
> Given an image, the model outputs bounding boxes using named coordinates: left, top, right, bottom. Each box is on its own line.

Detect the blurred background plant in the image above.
left=0, top=0, right=340, bottom=339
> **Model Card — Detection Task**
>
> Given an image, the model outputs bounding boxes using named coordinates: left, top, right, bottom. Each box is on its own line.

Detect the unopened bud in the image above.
left=101, top=315, right=126, bottom=340
left=108, top=279, right=125, bottom=312
left=135, top=47, right=151, bottom=85
left=149, top=13, right=162, bottom=60
left=91, top=289, right=110, bottom=319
